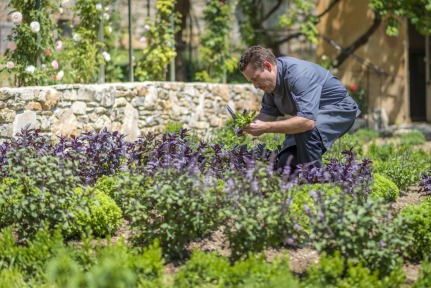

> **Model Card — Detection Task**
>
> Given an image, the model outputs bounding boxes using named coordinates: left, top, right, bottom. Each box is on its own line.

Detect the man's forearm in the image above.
left=266, top=116, right=315, bottom=134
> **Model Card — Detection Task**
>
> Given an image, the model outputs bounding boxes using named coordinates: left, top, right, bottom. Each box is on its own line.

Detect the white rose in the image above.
left=102, top=51, right=111, bottom=62
left=26, top=65, right=36, bottom=73
left=56, top=70, right=64, bottom=80
left=73, top=33, right=81, bottom=42
left=96, top=3, right=102, bottom=10
left=144, top=24, right=150, bottom=31
left=103, top=13, right=110, bottom=20
left=10, top=11, right=23, bottom=24
left=30, top=21, right=40, bottom=33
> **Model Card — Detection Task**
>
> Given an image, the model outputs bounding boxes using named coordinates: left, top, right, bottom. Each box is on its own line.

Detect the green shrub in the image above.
left=371, top=173, right=400, bottom=202
left=290, top=183, right=341, bottom=234
left=0, top=175, right=91, bottom=241
left=93, top=174, right=123, bottom=199
left=302, top=252, right=405, bottom=288
left=400, top=201, right=431, bottom=260
left=399, top=130, right=426, bottom=146
left=412, top=257, right=431, bottom=288
left=165, top=122, right=183, bottom=133
left=73, top=188, right=123, bottom=237
left=174, top=250, right=299, bottom=288
left=124, top=169, right=223, bottom=259
left=309, top=192, right=410, bottom=277
left=324, top=133, right=364, bottom=162
left=353, top=128, right=379, bottom=143
left=0, top=227, right=65, bottom=279
left=0, top=268, right=27, bottom=288
left=371, top=147, right=430, bottom=190
left=221, top=167, right=297, bottom=260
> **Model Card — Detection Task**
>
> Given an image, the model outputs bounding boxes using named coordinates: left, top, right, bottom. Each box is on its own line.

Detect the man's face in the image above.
left=242, top=61, right=277, bottom=93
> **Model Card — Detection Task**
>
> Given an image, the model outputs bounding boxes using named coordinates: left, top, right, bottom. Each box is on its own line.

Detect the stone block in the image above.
left=0, top=109, right=16, bottom=123
left=72, top=101, right=87, bottom=115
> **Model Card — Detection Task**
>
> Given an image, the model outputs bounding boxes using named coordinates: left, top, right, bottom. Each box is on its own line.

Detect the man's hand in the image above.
left=242, top=119, right=269, bottom=136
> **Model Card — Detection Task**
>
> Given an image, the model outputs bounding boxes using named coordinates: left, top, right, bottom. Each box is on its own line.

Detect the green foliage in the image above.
left=279, top=0, right=319, bottom=44
left=302, top=251, right=405, bottom=288
left=309, top=192, right=410, bottom=277
left=370, top=0, right=431, bottom=36
left=221, top=167, right=297, bottom=260
left=74, top=188, right=123, bottom=237
left=323, top=133, right=364, bottom=162
left=0, top=150, right=92, bottom=240
left=165, top=122, right=183, bottom=133
left=0, top=268, right=27, bottom=288
left=399, top=130, right=426, bottom=146
left=58, top=0, right=114, bottom=83
left=121, top=170, right=223, bottom=259
left=1, top=0, right=59, bottom=86
left=0, top=227, right=65, bottom=279
left=174, top=250, right=299, bottom=287
left=209, top=118, right=254, bottom=149
left=135, top=0, right=180, bottom=81
left=369, top=144, right=431, bottom=190
left=353, top=128, right=379, bottom=143
left=371, top=173, right=400, bottom=202
left=400, top=201, right=431, bottom=260
left=234, top=109, right=257, bottom=131
left=413, top=257, right=431, bottom=288
left=196, top=0, right=236, bottom=83
left=290, top=183, right=341, bottom=234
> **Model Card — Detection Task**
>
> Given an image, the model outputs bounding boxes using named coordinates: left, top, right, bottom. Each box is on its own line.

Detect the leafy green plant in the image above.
left=309, top=191, right=410, bottom=277
left=233, top=109, right=257, bottom=135
left=399, top=130, right=426, bottom=146
left=302, top=251, right=405, bottom=288
left=290, top=183, right=340, bottom=235
left=0, top=227, right=65, bottom=279
left=353, top=128, right=379, bottom=143
left=124, top=169, right=223, bottom=259
left=58, top=0, right=114, bottom=83
left=135, top=0, right=180, bottom=81
left=73, top=188, right=123, bottom=237
left=221, top=166, right=298, bottom=260
left=0, top=149, right=92, bottom=240
left=174, top=250, right=299, bottom=288
left=399, top=201, right=431, bottom=260
left=195, top=0, right=236, bottom=83
left=370, top=145, right=430, bottom=190
left=165, top=121, right=183, bottom=133
left=371, top=173, right=400, bottom=202
left=323, top=133, right=364, bottom=162
left=412, top=257, right=431, bottom=288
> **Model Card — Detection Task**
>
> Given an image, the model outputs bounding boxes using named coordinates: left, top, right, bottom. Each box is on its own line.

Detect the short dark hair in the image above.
left=238, top=46, right=277, bottom=72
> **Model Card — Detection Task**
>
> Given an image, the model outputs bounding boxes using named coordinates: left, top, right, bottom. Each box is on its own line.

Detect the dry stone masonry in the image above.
left=0, top=82, right=261, bottom=141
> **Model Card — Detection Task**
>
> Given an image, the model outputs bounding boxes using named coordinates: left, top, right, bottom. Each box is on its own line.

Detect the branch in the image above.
left=275, top=32, right=303, bottom=46
left=262, top=0, right=283, bottom=22
left=334, top=12, right=382, bottom=68
left=316, top=0, right=342, bottom=18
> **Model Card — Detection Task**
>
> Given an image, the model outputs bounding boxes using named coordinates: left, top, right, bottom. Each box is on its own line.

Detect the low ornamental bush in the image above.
left=371, top=173, right=400, bottom=202
left=73, top=188, right=123, bottom=237
left=308, top=190, right=410, bottom=278
left=399, top=201, right=431, bottom=260
left=124, top=168, right=224, bottom=259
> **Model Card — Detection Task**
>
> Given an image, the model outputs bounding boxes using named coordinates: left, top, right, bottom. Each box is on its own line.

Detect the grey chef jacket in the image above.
left=260, top=57, right=361, bottom=151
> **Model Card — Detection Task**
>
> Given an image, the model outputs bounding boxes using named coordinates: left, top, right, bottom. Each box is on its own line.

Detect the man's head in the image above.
left=238, top=46, right=278, bottom=93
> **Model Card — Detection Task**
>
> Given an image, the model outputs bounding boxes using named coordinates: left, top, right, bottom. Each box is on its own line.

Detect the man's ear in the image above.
left=263, top=61, right=272, bottom=72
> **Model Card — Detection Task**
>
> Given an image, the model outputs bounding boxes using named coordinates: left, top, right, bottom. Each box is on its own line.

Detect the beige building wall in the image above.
left=316, top=0, right=409, bottom=125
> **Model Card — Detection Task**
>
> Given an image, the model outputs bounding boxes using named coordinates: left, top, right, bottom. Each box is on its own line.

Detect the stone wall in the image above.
left=0, top=82, right=261, bottom=142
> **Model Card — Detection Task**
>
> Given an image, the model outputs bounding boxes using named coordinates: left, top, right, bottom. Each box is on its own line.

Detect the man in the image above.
left=238, top=45, right=360, bottom=169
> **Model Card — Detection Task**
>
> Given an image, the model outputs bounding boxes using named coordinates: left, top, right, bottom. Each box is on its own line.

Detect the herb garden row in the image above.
left=0, top=122, right=431, bottom=287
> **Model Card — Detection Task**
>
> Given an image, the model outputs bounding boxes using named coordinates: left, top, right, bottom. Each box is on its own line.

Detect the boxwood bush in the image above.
left=399, top=201, right=431, bottom=260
